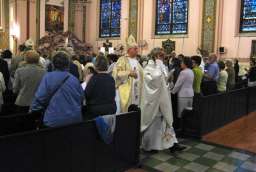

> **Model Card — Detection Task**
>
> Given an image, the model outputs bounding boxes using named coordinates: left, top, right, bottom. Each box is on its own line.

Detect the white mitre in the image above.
left=126, top=34, right=138, bottom=49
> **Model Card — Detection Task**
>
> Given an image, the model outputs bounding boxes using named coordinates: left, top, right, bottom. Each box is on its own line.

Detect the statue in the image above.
left=162, top=39, right=175, bottom=55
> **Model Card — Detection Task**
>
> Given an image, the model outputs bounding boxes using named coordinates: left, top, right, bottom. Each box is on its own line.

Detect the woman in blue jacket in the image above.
left=30, top=51, right=84, bottom=127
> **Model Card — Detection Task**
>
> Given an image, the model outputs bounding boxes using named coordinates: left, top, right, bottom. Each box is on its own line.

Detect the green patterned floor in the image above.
left=140, top=139, right=256, bottom=172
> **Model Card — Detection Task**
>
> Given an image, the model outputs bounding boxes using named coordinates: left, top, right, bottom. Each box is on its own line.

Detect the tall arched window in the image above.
left=155, top=0, right=188, bottom=35
left=240, top=0, right=256, bottom=32
left=99, top=0, right=121, bottom=38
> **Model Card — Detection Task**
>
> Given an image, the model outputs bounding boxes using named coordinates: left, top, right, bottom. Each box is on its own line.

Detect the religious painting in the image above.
left=162, top=39, right=175, bottom=55
left=45, top=4, right=64, bottom=32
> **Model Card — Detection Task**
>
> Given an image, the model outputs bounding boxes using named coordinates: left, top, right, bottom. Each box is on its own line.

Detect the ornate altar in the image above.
left=162, top=39, right=175, bottom=55
left=37, top=31, right=93, bottom=56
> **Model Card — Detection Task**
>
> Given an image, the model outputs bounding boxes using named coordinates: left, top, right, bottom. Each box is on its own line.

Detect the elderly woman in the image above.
left=84, top=55, right=116, bottom=120
left=13, top=50, right=46, bottom=113
left=141, top=48, right=185, bottom=153
left=225, top=60, right=235, bottom=91
left=30, top=51, right=84, bottom=127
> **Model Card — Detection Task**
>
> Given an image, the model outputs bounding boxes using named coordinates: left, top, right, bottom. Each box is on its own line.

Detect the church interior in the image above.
left=1, top=0, right=256, bottom=172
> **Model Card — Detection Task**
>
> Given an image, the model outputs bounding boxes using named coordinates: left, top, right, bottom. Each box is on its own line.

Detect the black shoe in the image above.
left=143, top=149, right=159, bottom=154
left=169, top=143, right=186, bottom=153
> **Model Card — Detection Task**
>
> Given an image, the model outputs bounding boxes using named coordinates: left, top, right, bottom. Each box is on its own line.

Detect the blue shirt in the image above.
left=205, top=62, right=219, bottom=81
left=31, top=71, right=84, bottom=127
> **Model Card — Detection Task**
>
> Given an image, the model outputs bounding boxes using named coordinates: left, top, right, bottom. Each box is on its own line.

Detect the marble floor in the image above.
left=129, top=138, right=256, bottom=172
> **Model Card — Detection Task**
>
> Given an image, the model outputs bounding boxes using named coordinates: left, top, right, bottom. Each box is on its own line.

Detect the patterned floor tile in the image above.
left=248, top=157, right=256, bottom=163
left=211, top=147, right=232, bottom=155
left=203, top=152, right=225, bottom=161
left=166, top=158, right=190, bottom=167
left=194, top=157, right=218, bottom=167
left=143, top=158, right=163, bottom=168
left=187, top=147, right=207, bottom=156
left=155, top=162, right=180, bottom=172
left=181, top=140, right=200, bottom=147
left=151, top=152, right=173, bottom=162
left=206, top=168, right=223, bottom=172
left=235, top=167, right=255, bottom=172
left=182, top=145, right=192, bottom=151
left=177, top=152, right=200, bottom=161
left=229, top=152, right=251, bottom=161
left=175, top=168, right=193, bottom=172
left=184, top=162, right=209, bottom=172
left=195, top=143, right=215, bottom=151
left=213, top=162, right=237, bottom=172
left=241, top=161, right=256, bottom=172
left=141, top=138, right=256, bottom=172
left=222, top=157, right=244, bottom=166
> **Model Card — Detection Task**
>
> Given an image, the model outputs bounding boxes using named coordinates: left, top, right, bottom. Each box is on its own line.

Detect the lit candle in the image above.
left=65, top=37, right=68, bottom=46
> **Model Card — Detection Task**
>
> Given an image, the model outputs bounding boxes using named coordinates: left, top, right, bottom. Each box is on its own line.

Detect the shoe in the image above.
left=169, top=143, right=186, bottom=153
left=143, top=149, right=159, bottom=154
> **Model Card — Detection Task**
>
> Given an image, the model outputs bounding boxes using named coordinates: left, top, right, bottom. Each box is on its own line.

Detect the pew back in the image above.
left=0, top=112, right=141, bottom=172
left=183, top=86, right=256, bottom=138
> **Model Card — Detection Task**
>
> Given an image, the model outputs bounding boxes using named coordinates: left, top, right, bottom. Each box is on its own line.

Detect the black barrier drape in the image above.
left=183, top=86, right=256, bottom=138
left=0, top=112, right=141, bottom=172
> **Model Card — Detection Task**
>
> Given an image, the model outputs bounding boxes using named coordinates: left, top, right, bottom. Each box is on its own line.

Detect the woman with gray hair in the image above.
left=13, top=50, right=46, bottom=113
left=84, top=54, right=116, bottom=120
left=30, top=51, right=83, bottom=127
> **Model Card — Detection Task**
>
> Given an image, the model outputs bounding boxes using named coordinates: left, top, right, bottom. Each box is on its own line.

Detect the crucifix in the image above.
left=103, top=39, right=113, bottom=53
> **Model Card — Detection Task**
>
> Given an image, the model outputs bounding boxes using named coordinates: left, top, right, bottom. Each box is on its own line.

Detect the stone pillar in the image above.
left=36, top=0, right=40, bottom=45
left=68, top=0, right=75, bottom=32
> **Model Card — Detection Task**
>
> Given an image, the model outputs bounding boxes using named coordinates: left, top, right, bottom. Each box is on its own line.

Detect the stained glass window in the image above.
left=155, top=0, right=188, bottom=35
left=99, top=0, right=121, bottom=38
left=240, top=0, right=256, bottom=32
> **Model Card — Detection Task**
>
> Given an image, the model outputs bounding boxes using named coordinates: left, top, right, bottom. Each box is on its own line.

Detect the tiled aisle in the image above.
left=139, top=139, right=256, bottom=172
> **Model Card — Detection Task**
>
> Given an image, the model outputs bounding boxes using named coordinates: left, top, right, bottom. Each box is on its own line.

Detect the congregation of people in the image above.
left=0, top=35, right=256, bottom=154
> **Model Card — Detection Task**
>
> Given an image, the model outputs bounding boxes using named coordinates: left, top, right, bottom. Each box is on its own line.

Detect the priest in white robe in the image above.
left=141, top=47, right=185, bottom=153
